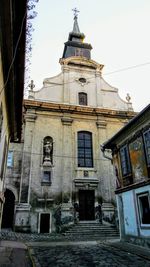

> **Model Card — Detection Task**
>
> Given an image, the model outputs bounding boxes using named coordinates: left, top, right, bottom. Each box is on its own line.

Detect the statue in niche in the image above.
left=43, top=137, right=53, bottom=164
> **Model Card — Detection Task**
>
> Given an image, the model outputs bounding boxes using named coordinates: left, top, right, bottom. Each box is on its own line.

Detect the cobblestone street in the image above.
left=29, top=241, right=150, bottom=267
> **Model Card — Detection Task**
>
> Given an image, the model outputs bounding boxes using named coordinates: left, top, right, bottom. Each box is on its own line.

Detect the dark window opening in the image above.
left=79, top=93, right=87, bottom=106
left=120, top=145, right=131, bottom=176
left=42, top=171, right=51, bottom=185
left=78, top=131, right=93, bottom=168
left=143, top=128, right=150, bottom=166
left=138, top=194, right=150, bottom=224
left=75, top=48, right=83, bottom=57
left=79, top=78, right=86, bottom=84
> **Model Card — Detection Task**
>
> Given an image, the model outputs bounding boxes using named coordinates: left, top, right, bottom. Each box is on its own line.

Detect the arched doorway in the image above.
left=1, top=189, right=15, bottom=229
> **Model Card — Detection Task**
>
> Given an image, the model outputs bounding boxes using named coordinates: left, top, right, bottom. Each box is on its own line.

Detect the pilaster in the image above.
left=19, top=110, right=37, bottom=203
left=96, top=118, right=111, bottom=202
left=95, top=70, right=102, bottom=107
left=61, top=114, right=73, bottom=203
left=63, top=66, right=70, bottom=103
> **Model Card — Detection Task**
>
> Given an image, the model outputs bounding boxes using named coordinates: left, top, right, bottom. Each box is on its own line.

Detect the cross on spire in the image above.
left=72, top=8, right=80, bottom=19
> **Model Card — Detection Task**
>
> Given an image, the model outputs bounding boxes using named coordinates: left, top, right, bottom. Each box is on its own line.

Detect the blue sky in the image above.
left=29, top=0, right=150, bottom=112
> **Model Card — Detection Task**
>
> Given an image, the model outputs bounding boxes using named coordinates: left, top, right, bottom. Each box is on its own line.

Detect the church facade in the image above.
left=3, top=14, right=136, bottom=233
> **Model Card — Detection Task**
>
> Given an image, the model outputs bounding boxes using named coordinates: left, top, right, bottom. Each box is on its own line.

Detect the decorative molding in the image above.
left=24, top=100, right=136, bottom=119
left=74, top=178, right=99, bottom=188
left=37, top=198, right=54, bottom=202
left=75, top=78, right=90, bottom=87
left=61, top=117, right=73, bottom=125
left=25, top=113, right=37, bottom=122
left=60, top=56, right=104, bottom=71
left=96, top=120, right=107, bottom=129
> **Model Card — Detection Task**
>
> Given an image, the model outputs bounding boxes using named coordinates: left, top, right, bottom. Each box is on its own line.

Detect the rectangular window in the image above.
left=137, top=192, right=150, bottom=225
left=42, top=171, right=51, bottom=185
left=79, top=93, right=87, bottom=106
left=143, top=128, right=150, bottom=166
left=120, top=145, right=131, bottom=177
left=78, top=131, right=93, bottom=168
left=7, top=151, right=13, bottom=167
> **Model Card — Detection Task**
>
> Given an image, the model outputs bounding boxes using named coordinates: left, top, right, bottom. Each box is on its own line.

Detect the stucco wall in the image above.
left=117, top=184, right=150, bottom=239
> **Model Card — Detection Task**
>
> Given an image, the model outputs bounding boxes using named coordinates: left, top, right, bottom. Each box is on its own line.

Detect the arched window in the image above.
left=79, top=93, right=87, bottom=106
left=78, top=131, right=93, bottom=167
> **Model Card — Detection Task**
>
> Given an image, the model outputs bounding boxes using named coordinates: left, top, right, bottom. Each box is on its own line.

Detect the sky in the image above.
left=29, top=0, right=150, bottom=112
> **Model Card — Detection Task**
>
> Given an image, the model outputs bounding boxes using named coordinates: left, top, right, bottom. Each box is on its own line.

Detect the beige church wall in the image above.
left=22, top=104, right=132, bottom=209
left=34, top=73, right=64, bottom=103
left=101, top=90, right=132, bottom=111
left=29, top=114, right=64, bottom=201
left=5, top=142, right=23, bottom=201
left=67, top=69, right=97, bottom=107
left=32, top=70, right=132, bottom=113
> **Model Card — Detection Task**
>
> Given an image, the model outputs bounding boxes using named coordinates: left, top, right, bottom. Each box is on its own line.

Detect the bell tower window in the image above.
left=79, top=93, right=87, bottom=106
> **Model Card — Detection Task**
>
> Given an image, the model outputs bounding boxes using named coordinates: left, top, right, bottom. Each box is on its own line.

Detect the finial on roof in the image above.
left=72, top=8, right=80, bottom=33
left=72, top=7, right=80, bottom=19
left=28, top=80, right=35, bottom=91
left=126, top=93, right=131, bottom=102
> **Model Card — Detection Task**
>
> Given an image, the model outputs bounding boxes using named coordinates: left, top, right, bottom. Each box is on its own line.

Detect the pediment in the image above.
left=59, top=56, right=104, bottom=71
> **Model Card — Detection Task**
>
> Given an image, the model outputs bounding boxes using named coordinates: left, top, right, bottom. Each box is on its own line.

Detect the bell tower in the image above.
left=62, top=8, right=92, bottom=59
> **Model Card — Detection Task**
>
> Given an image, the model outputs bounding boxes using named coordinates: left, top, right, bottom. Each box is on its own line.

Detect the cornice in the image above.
left=60, top=56, right=104, bottom=71
left=24, top=99, right=136, bottom=119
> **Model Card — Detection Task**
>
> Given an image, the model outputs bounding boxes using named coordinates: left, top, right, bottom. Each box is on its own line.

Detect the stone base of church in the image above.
left=14, top=203, right=31, bottom=233
left=12, top=200, right=116, bottom=233
left=102, top=202, right=115, bottom=224
left=61, top=202, right=74, bottom=227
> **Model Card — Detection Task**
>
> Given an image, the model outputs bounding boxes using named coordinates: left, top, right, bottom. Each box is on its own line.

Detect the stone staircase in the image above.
left=62, top=221, right=120, bottom=241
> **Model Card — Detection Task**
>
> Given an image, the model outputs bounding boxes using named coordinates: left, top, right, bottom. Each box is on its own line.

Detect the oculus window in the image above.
left=78, top=131, right=93, bottom=168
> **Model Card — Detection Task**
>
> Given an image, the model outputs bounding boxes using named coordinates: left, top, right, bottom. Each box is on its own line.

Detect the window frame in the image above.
left=7, top=151, right=13, bottom=168
left=42, top=170, right=51, bottom=185
left=143, top=128, right=150, bottom=167
left=78, top=92, right=88, bottom=106
left=77, top=131, right=93, bottom=168
left=137, top=192, right=150, bottom=227
left=120, top=144, right=131, bottom=177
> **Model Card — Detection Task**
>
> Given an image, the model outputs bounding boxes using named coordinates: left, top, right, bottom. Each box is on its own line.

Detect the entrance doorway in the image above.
left=79, top=190, right=95, bottom=220
left=40, top=213, right=50, bottom=233
left=2, top=189, right=15, bottom=229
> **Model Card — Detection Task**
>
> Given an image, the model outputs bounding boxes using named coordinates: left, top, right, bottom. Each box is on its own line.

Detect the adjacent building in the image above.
left=4, top=13, right=136, bottom=233
left=102, top=104, right=150, bottom=247
left=0, top=0, right=27, bottom=228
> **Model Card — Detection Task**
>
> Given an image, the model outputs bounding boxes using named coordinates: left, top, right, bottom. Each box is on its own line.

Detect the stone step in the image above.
left=63, top=222, right=119, bottom=239
left=69, top=226, right=117, bottom=230
left=64, top=233, right=118, bottom=236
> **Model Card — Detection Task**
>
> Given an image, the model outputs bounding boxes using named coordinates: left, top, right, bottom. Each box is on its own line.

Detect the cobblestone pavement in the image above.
left=29, top=241, right=150, bottom=267
left=1, top=230, right=150, bottom=267
left=0, top=229, right=116, bottom=242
